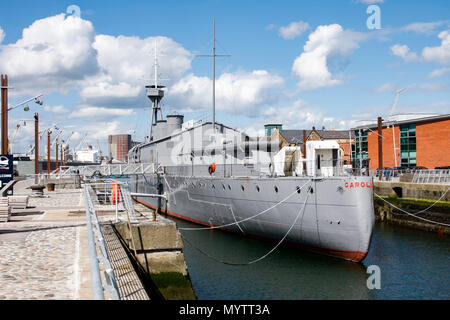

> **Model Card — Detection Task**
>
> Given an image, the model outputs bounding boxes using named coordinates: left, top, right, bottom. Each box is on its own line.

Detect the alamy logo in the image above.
left=366, top=5, right=381, bottom=30
left=366, top=265, right=381, bottom=290
left=66, top=5, right=81, bottom=18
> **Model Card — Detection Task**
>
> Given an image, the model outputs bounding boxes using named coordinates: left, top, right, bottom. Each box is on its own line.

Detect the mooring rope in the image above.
left=178, top=179, right=312, bottom=231
left=374, top=187, right=450, bottom=227
left=180, top=182, right=311, bottom=266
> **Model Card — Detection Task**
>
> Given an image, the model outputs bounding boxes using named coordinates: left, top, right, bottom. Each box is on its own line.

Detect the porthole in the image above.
left=222, top=184, right=226, bottom=190
left=310, top=187, right=314, bottom=194
left=296, top=186, right=301, bottom=194
left=256, top=186, right=260, bottom=192
left=274, top=186, right=279, bottom=193
left=241, top=185, right=245, bottom=191
left=212, top=184, right=215, bottom=189
left=228, top=185, right=232, bottom=190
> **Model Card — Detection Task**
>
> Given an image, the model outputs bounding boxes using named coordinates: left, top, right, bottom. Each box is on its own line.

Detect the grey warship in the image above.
left=128, top=29, right=375, bottom=263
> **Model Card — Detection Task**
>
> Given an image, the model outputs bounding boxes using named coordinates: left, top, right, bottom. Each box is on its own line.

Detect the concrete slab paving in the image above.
left=0, top=179, right=111, bottom=300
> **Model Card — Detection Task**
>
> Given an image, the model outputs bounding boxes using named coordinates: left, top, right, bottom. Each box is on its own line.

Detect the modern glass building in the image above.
left=351, top=114, right=450, bottom=171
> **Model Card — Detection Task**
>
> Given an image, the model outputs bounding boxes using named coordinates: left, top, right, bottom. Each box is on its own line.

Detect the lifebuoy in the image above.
left=208, top=162, right=216, bottom=175
left=111, top=183, right=120, bottom=205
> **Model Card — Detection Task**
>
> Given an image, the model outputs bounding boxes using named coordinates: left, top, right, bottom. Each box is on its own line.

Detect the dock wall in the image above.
left=114, top=217, right=196, bottom=300
left=373, top=181, right=450, bottom=235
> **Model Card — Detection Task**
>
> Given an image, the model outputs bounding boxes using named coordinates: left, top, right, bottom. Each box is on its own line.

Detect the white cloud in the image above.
left=391, top=31, right=450, bottom=66
left=168, top=70, right=284, bottom=115
left=402, top=21, right=449, bottom=35
left=278, top=20, right=310, bottom=40
left=80, top=34, right=193, bottom=107
left=390, top=44, right=419, bottom=62
left=374, top=82, right=397, bottom=93
left=80, top=76, right=143, bottom=107
left=79, top=120, right=135, bottom=141
left=375, top=81, right=447, bottom=94
left=292, top=24, right=367, bottom=90
left=0, top=27, right=4, bottom=43
left=244, top=99, right=358, bottom=136
left=422, top=30, right=450, bottom=65
left=69, top=106, right=135, bottom=119
left=44, top=105, right=70, bottom=114
left=0, top=14, right=98, bottom=97
left=428, top=67, right=450, bottom=78
left=408, top=82, right=448, bottom=92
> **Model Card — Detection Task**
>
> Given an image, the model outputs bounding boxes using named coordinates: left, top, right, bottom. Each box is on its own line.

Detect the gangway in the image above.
left=75, top=163, right=156, bottom=177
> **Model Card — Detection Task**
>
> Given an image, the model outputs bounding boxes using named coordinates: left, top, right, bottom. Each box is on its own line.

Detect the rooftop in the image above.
left=352, top=113, right=450, bottom=130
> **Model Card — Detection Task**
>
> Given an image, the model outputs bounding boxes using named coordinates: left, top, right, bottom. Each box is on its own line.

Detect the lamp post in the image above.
left=47, top=130, right=51, bottom=174
left=1, top=75, right=8, bottom=154
left=34, top=113, right=39, bottom=183
left=1, top=73, right=44, bottom=155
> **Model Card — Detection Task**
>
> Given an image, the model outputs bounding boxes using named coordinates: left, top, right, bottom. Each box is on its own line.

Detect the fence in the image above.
left=159, top=159, right=369, bottom=178
left=83, top=178, right=141, bottom=299
left=412, top=169, right=450, bottom=185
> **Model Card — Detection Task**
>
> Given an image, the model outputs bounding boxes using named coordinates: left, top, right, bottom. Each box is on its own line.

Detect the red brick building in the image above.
left=108, top=134, right=131, bottom=163
left=352, top=114, right=450, bottom=171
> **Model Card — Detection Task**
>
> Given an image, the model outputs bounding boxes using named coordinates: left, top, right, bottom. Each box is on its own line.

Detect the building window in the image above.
left=400, top=124, right=416, bottom=168
left=352, top=130, right=368, bottom=168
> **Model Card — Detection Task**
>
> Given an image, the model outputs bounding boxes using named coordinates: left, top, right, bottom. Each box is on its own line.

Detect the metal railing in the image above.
left=76, top=163, right=155, bottom=177
left=412, top=169, right=450, bottom=185
left=84, top=180, right=141, bottom=300
left=159, top=159, right=368, bottom=178
left=25, top=169, right=82, bottom=188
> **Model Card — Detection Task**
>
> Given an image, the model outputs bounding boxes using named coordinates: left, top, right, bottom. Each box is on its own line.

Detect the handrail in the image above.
left=84, top=182, right=120, bottom=300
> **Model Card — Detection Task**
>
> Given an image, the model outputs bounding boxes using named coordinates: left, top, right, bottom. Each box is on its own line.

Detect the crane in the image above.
left=73, top=133, right=88, bottom=161
left=51, top=129, right=64, bottom=149
left=75, top=133, right=88, bottom=151
left=389, top=88, right=407, bottom=117
left=61, top=131, right=75, bottom=149
left=27, top=129, right=48, bottom=156
left=389, top=87, right=407, bottom=168
left=96, top=138, right=102, bottom=160
left=8, top=120, right=30, bottom=153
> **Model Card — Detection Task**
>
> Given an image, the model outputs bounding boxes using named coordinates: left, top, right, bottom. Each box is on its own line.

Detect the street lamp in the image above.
left=1, top=73, right=44, bottom=155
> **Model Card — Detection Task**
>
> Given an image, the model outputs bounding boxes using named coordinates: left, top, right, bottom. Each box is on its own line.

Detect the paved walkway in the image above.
left=0, top=179, right=114, bottom=300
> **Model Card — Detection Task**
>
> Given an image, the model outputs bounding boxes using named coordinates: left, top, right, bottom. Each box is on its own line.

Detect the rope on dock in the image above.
left=374, top=187, right=450, bottom=227
left=180, top=182, right=312, bottom=266
left=178, top=179, right=313, bottom=231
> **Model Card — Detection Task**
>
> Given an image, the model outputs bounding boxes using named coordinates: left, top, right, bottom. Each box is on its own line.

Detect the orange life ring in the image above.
left=111, top=183, right=120, bottom=205
left=208, top=162, right=216, bottom=175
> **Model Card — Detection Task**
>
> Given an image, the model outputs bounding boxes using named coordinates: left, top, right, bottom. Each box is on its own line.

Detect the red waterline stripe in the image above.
left=133, top=197, right=368, bottom=262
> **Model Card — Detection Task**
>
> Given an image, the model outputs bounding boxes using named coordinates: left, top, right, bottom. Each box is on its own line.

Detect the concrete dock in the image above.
left=0, top=180, right=93, bottom=299
left=0, top=179, right=179, bottom=300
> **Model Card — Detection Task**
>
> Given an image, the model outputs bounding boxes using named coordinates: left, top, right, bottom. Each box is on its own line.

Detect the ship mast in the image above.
left=196, top=19, right=230, bottom=132
left=146, top=40, right=165, bottom=141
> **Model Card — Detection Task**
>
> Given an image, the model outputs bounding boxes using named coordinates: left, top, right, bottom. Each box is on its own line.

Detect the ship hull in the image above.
left=131, top=174, right=375, bottom=262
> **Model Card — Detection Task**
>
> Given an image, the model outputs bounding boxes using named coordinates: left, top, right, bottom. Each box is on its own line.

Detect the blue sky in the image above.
left=0, top=0, right=449, bottom=155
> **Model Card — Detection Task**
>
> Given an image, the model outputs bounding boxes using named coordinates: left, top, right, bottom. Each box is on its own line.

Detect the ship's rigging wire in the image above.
left=180, top=182, right=312, bottom=266
left=177, top=179, right=313, bottom=231
left=374, top=187, right=450, bottom=227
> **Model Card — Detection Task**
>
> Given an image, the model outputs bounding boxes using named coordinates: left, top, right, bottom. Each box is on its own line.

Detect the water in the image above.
left=172, top=219, right=449, bottom=300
